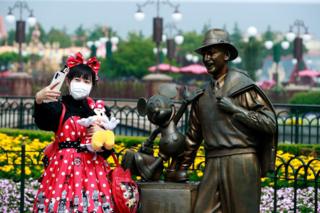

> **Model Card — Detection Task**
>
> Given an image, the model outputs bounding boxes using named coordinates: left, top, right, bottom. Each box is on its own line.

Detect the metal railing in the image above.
left=2, top=97, right=320, bottom=144
left=0, top=144, right=319, bottom=212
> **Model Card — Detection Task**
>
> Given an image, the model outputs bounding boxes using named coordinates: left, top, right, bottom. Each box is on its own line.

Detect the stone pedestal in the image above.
left=0, top=72, right=32, bottom=96
left=142, top=73, right=174, bottom=97
left=138, top=182, right=199, bottom=213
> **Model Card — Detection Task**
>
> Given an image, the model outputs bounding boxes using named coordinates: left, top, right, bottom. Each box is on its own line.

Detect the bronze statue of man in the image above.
left=173, top=29, right=277, bottom=213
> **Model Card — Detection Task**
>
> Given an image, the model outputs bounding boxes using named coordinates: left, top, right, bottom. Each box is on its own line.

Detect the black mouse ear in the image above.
left=137, top=98, right=148, bottom=116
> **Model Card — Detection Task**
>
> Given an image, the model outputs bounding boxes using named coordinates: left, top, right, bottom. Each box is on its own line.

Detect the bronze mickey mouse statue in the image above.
left=122, top=85, right=203, bottom=182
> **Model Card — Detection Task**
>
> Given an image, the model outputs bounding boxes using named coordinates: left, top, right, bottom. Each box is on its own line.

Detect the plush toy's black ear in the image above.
left=137, top=98, right=148, bottom=116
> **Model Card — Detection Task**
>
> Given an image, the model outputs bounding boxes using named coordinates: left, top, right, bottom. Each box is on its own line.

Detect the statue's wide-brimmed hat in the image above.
left=195, top=28, right=238, bottom=61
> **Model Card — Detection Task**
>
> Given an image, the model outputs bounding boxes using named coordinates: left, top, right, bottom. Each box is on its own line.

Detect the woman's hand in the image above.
left=86, top=123, right=104, bottom=137
left=35, top=82, right=61, bottom=104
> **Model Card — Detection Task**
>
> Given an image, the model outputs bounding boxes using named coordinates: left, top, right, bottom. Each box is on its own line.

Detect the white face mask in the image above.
left=69, top=80, right=92, bottom=100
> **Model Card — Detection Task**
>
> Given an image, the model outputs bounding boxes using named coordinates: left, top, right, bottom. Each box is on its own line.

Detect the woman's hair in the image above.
left=67, top=64, right=97, bottom=86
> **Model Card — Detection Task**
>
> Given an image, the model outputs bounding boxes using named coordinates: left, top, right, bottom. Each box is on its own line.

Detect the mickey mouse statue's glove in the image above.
left=139, top=139, right=154, bottom=155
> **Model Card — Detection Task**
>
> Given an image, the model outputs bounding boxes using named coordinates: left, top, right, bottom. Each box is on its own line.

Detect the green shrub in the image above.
left=0, top=128, right=54, bottom=141
left=0, top=128, right=152, bottom=146
left=278, top=144, right=320, bottom=157
left=1, top=128, right=319, bottom=155
left=289, top=91, right=320, bottom=105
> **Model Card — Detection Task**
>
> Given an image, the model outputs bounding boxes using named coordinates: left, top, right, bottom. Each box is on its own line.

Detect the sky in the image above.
left=0, top=0, right=320, bottom=40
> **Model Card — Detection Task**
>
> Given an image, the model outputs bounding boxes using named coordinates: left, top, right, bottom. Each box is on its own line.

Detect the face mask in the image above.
left=69, top=80, right=92, bottom=100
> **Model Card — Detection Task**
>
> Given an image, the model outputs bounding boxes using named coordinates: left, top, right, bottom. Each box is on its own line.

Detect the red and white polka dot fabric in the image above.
left=33, top=116, right=115, bottom=212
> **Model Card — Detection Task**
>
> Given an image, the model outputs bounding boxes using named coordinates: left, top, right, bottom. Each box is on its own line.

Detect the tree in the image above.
left=74, top=25, right=87, bottom=47
left=26, top=23, right=47, bottom=44
left=88, top=25, right=106, bottom=41
left=230, top=22, right=243, bottom=47
left=242, top=37, right=264, bottom=81
left=0, top=52, right=19, bottom=69
left=201, top=21, right=212, bottom=35
left=176, top=31, right=203, bottom=65
left=6, top=30, right=15, bottom=46
left=47, top=27, right=72, bottom=48
left=100, top=32, right=154, bottom=79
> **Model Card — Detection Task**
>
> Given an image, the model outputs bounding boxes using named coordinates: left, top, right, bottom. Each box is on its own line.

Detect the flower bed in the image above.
left=0, top=131, right=319, bottom=212
left=1, top=132, right=320, bottom=184
left=1, top=179, right=319, bottom=213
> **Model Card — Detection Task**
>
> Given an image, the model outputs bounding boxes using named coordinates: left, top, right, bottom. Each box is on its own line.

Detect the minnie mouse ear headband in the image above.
left=66, top=52, right=100, bottom=81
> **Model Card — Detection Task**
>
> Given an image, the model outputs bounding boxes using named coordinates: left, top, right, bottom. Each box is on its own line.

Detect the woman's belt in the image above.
left=58, top=141, right=88, bottom=152
left=58, top=141, right=112, bottom=158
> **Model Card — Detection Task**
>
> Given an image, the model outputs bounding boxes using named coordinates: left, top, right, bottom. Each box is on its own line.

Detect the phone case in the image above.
left=49, top=66, right=69, bottom=92
left=43, top=67, right=69, bottom=103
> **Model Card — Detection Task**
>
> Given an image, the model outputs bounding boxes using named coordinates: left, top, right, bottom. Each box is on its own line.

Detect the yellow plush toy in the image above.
left=77, top=100, right=120, bottom=152
left=92, top=129, right=115, bottom=151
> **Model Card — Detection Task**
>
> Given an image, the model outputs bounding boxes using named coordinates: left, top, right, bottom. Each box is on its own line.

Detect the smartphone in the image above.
left=49, top=66, right=69, bottom=92
left=43, top=66, right=69, bottom=103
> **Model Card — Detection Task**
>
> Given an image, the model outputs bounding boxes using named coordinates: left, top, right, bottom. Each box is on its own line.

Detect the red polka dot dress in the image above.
left=33, top=96, right=115, bottom=213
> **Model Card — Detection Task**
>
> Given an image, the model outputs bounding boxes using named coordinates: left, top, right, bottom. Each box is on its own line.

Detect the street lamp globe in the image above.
left=264, top=41, right=274, bottom=50
left=5, top=11, right=15, bottom=24
left=281, top=41, right=290, bottom=50
left=247, top=26, right=258, bottom=37
left=153, top=47, right=158, bottom=54
left=162, top=34, right=167, bottom=42
left=302, top=33, right=311, bottom=41
left=172, top=8, right=182, bottom=22
left=292, top=58, right=298, bottom=65
left=94, top=41, right=101, bottom=47
left=111, top=36, right=119, bottom=45
left=185, top=53, right=193, bottom=61
left=86, top=41, right=94, bottom=48
left=134, top=8, right=145, bottom=21
left=192, top=55, right=199, bottom=63
left=27, top=13, right=36, bottom=27
left=162, top=48, right=168, bottom=56
left=99, top=37, right=108, bottom=44
left=174, top=34, right=184, bottom=45
left=286, top=31, right=296, bottom=42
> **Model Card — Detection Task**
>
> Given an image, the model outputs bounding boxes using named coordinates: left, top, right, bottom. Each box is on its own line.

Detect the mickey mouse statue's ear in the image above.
left=137, top=98, right=148, bottom=116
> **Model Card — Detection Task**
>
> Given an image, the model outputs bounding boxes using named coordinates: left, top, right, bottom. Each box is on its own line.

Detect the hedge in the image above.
left=0, top=128, right=319, bottom=155
left=289, top=91, right=320, bottom=105
left=0, top=128, right=154, bottom=147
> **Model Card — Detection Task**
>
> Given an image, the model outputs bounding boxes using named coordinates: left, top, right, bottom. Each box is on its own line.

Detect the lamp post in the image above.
left=286, top=20, right=311, bottom=84
left=86, top=34, right=119, bottom=58
left=134, top=0, right=182, bottom=72
left=264, top=39, right=290, bottom=86
left=185, top=53, right=199, bottom=64
left=164, top=22, right=184, bottom=64
left=86, top=40, right=99, bottom=58
left=106, top=30, right=119, bottom=59
left=6, top=0, right=36, bottom=72
left=243, top=26, right=261, bottom=81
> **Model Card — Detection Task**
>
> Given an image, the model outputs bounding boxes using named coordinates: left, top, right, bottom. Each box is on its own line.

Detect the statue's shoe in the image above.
left=165, top=169, right=189, bottom=182
left=135, top=153, right=163, bottom=181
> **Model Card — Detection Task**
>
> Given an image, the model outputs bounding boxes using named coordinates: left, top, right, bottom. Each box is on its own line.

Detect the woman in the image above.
left=33, top=52, right=115, bottom=212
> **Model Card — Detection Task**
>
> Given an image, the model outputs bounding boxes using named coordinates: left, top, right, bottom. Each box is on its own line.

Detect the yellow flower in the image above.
left=1, top=165, right=14, bottom=172
left=196, top=170, right=203, bottom=177
left=25, top=167, right=31, bottom=175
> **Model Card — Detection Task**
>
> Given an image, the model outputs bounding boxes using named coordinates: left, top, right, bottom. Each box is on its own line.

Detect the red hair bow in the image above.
left=66, top=52, right=100, bottom=80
